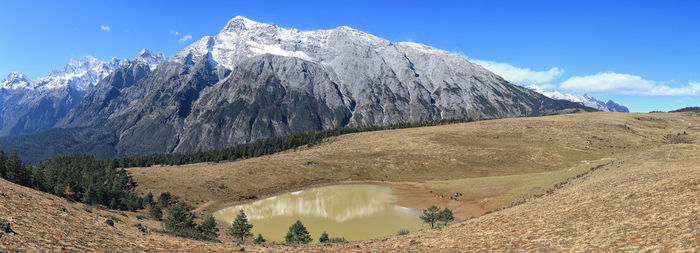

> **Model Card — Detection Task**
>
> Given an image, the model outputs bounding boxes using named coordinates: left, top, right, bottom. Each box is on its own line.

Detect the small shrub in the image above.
left=157, top=192, right=173, bottom=208
left=319, top=232, right=329, bottom=243
left=149, top=205, right=163, bottom=220
left=664, top=133, right=694, bottom=144
left=136, top=215, right=144, bottom=220
left=254, top=233, right=266, bottom=244
left=397, top=229, right=410, bottom=235
left=328, top=237, right=347, bottom=243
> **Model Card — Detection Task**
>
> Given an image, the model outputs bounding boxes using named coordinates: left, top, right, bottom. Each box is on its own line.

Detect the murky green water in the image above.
left=213, top=184, right=423, bottom=242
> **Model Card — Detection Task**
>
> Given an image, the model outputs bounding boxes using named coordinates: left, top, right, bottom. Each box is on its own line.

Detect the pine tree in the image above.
left=197, top=215, right=219, bottom=239
left=157, top=192, right=173, bottom=208
left=285, top=220, right=312, bottom=244
left=165, top=202, right=195, bottom=232
left=319, top=231, right=329, bottom=243
left=254, top=233, right=266, bottom=244
left=149, top=205, right=163, bottom=220
left=438, top=207, right=454, bottom=226
left=5, top=151, right=27, bottom=185
left=229, top=209, right=253, bottom=241
left=143, top=191, right=154, bottom=207
left=420, top=206, right=440, bottom=229
left=0, top=150, right=6, bottom=178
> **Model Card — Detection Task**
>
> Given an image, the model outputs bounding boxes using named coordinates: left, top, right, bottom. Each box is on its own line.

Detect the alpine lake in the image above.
left=213, top=184, right=424, bottom=242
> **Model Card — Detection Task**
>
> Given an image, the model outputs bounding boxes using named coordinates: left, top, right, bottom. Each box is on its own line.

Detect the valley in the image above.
left=127, top=112, right=697, bottom=219
left=1, top=111, right=698, bottom=251
left=0, top=8, right=697, bottom=252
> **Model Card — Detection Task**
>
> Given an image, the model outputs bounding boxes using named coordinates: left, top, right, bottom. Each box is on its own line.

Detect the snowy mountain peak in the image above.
left=528, top=85, right=629, bottom=112
left=33, top=56, right=122, bottom=91
left=134, top=49, right=166, bottom=70
left=1, top=72, right=35, bottom=90
left=223, top=15, right=270, bottom=31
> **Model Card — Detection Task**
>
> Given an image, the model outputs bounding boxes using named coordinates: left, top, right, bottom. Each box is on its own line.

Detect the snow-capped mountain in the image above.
left=23, top=15, right=592, bottom=159
left=134, top=49, right=166, bottom=71
left=0, top=50, right=165, bottom=137
left=36, top=56, right=121, bottom=91
left=528, top=85, right=629, bottom=112
left=1, top=72, right=36, bottom=90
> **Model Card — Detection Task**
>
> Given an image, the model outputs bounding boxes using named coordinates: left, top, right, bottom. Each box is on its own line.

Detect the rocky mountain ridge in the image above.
left=0, top=16, right=593, bottom=160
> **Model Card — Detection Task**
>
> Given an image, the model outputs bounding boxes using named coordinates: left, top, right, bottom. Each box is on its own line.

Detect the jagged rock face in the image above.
left=3, top=17, right=592, bottom=159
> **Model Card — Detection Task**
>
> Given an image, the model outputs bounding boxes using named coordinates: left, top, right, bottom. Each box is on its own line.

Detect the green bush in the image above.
left=149, top=205, right=163, bottom=220
left=285, top=220, right=312, bottom=244
left=157, top=192, right=173, bottom=208
left=254, top=233, right=266, bottom=244
left=319, top=231, right=329, bottom=243
left=397, top=229, right=410, bottom=235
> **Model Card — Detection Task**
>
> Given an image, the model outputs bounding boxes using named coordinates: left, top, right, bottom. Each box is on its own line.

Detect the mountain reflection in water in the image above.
left=213, top=184, right=423, bottom=242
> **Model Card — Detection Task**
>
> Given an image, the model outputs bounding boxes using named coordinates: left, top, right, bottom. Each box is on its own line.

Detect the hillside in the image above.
left=127, top=112, right=699, bottom=217
left=1, top=113, right=698, bottom=251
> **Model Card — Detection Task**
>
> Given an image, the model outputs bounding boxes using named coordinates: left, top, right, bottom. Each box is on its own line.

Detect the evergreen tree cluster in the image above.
left=115, top=118, right=472, bottom=168
left=162, top=201, right=220, bottom=241
left=0, top=151, right=144, bottom=211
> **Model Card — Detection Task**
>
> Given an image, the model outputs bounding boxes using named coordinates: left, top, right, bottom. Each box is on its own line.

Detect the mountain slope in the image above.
left=2, top=16, right=593, bottom=160
left=0, top=50, right=165, bottom=138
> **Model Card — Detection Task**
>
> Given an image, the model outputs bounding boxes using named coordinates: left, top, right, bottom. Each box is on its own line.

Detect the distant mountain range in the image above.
left=527, top=85, right=629, bottom=112
left=0, top=16, right=594, bottom=161
left=0, top=50, right=165, bottom=137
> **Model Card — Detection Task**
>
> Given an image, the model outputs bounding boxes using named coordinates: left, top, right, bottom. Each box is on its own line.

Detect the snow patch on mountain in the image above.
left=528, top=84, right=629, bottom=112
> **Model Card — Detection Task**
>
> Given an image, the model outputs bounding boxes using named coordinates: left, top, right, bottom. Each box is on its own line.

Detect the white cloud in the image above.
left=169, top=29, right=179, bottom=36
left=561, top=72, right=700, bottom=96
left=178, top=34, right=192, bottom=43
left=470, top=59, right=564, bottom=86
left=100, top=25, right=110, bottom=32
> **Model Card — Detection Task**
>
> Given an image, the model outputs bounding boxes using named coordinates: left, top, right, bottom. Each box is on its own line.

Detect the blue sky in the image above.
left=1, top=0, right=698, bottom=112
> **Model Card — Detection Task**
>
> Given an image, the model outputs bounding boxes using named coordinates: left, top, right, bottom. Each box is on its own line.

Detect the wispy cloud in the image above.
left=178, top=34, right=192, bottom=43
left=561, top=72, right=700, bottom=96
left=470, top=59, right=564, bottom=86
left=100, top=25, right=111, bottom=32
left=169, top=29, right=179, bottom=36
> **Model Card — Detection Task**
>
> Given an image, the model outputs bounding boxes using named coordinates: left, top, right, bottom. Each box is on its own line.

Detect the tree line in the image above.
left=0, top=151, right=144, bottom=211
left=114, top=118, right=472, bottom=168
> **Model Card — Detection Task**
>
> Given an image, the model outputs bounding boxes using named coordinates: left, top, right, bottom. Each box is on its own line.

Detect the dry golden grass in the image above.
left=2, top=112, right=699, bottom=251
left=127, top=112, right=699, bottom=218
left=312, top=144, right=700, bottom=252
